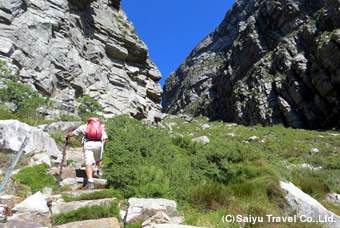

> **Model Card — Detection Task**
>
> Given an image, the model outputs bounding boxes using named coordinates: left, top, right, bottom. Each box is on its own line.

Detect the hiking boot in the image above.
left=82, top=182, right=94, bottom=190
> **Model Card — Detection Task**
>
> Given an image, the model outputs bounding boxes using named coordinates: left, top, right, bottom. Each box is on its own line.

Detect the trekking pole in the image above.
left=57, top=139, right=68, bottom=188
left=0, top=137, right=28, bottom=193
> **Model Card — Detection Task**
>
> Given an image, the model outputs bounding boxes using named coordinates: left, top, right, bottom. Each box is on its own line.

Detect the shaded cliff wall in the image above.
left=163, top=0, right=340, bottom=128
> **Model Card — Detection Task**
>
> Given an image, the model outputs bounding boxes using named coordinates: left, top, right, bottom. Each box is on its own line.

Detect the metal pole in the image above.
left=0, top=136, right=28, bottom=193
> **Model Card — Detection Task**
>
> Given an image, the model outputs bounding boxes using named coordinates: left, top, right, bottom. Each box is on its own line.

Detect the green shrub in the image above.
left=0, top=81, right=53, bottom=115
left=291, top=168, right=338, bottom=199
left=0, top=62, right=54, bottom=126
left=62, top=189, right=122, bottom=202
left=76, top=95, right=102, bottom=114
left=13, top=163, right=56, bottom=193
left=79, top=112, right=105, bottom=123
left=103, top=115, right=192, bottom=199
left=0, top=60, right=18, bottom=80
left=59, top=113, right=80, bottom=122
left=53, top=202, right=121, bottom=225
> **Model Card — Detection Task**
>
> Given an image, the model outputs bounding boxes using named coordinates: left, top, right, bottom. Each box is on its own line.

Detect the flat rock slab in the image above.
left=49, top=167, right=76, bottom=180
left=60, top=177, right=108, bottom=190
left=63, top=189, right=105, bottom=197
left=280, top=182, right=340, bottom=228
left=0, top=220, right=43, bottom=228
left=51, top=198, right=117, bottom=215
left=126, top=198, right=177, bottom=224
left=54, top=217, right=120, bottom=228
left=7, top=212, right=51, bottom=227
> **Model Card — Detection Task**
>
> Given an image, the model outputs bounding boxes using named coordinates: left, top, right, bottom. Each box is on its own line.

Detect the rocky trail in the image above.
left=0, top=120, right=207, bottom=227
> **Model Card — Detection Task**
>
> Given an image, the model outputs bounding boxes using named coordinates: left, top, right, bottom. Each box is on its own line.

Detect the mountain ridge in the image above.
left=162, top=0, right=340, bottom=129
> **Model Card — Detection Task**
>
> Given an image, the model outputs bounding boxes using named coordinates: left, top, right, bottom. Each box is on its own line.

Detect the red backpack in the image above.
left=85, top=118, right=103, bottom=141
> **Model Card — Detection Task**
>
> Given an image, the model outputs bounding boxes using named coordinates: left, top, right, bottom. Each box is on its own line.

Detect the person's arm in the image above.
left=66, top=125, right=84, bottom=140
left=65, top=132, right=75, bottom=140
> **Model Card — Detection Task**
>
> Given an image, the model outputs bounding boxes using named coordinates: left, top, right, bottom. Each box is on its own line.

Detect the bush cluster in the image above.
left=13, top=163, right=56, bottom=193
left=103, top=115, right=284, bottom=210
left=53, top=201, right=121, bottom=225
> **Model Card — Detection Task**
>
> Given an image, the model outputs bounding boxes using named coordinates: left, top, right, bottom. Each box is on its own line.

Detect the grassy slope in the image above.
left=158, top=117, right=340, bottom=227
left=1, top=112, right=339, bottom=227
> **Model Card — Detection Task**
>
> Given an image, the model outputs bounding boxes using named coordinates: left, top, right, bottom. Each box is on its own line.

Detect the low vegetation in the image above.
left=61, top=189, right=122, bottom=202
left=13, top=163, right=56, bottom=193
left=102, top=115, right=339, bottom=227
left=53, top=201, right=121, bottom=225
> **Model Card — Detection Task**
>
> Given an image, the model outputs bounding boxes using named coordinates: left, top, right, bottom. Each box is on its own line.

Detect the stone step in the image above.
left=63, top=189, right=106, bottom=197
left=48, top=189, right=108, bottom=203
left=49, top=167, right=102, bottom=179
left=51, top=198, right=117, bottom=215
left=53, top=217, right=120, bottom=228
left=60, top=177, right=108, bottom=190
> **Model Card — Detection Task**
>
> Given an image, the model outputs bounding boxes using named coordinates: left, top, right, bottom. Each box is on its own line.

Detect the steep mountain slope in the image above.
left=162, top=0, right=340, bottom=129
left=0, top=0, right=162, bottom=122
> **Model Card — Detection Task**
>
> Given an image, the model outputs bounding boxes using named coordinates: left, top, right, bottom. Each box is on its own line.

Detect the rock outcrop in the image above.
left=0, top=0, right=162, bottom=122
left=0, top=120, right=60, bottom=157
left=280, top=182, right=340, bottom=228
left=162, top=0, right=340, bottom=129
left=125, top=198, right=177, bottom=224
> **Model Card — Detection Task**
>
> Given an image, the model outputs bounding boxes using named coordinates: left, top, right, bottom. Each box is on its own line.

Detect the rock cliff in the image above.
left=0, top=0, right=162, bottom=122
left=162, top=0, right=340, bottom=129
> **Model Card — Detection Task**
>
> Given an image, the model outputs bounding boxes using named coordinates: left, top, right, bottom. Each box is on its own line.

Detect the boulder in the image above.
left=0, top=120, right=60, bottom=158
left=54, top=217, right=120, bottom=228
left=280, top=182, right=340, bottom=228
left=37, top=122, right=81, bottom=133
left=201, top=124, right=210, bottom=129
left=326, top=193, right=340, bottom=204
left=49, top=167, right=77, bottom=180
left=29, top=153, right=51, bottom=167
left=0, top=204, right=8, bottom=222
left=192, top=136, right=210, bottom=144
left=12, top=192, right=49, bottom=214
left=51, top=198, right=117, bottom=215
left=248, top=136, right=260, bottom=141
left=126, top=198, right=177, bottom=224
left=310, top=148, right=320, bottom=154
left=141, top=211, right=171, bottom=227
left=42, top=187, right=53, bottom=197
left=9, top=191, right=51, bottom=226
left=7, top=213, right=51, bottom=227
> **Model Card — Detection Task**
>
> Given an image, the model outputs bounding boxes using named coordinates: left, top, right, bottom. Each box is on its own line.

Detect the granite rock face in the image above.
left=0, top=0, right=162, bottom=122
left=0, top=120, right=60, bottom=157
left=163, top=0, right=340, bottom=129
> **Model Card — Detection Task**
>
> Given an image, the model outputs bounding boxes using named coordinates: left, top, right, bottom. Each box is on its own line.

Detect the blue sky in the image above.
left=121, top=0, right=236, bottom=88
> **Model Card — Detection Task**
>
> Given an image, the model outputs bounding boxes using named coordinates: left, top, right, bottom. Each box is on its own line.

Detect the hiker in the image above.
left=65, top=118, right=108, bottom=189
